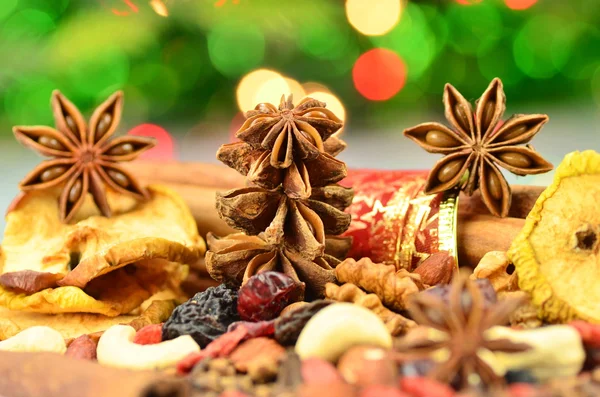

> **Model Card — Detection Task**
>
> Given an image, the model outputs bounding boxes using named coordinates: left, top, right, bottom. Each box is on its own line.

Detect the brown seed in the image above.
left=453, top=103, right=471, bottom=132
left=304, top=111, right=327, bottom=119
left=487, top=171, right=503, bottom=200
left=481, top=100, right=496, bottom=131
left=425, top=130, right=460, bottom=148
left=38, top=135, right=65, bottom=151
left=40, top=166, right=67, bottom=182
left=69, top=179, right=83, bottom=203
left=65, top=115, right=78, bottom=134
left=499, top=123, right=528, bottom=142
left=108, top=143, right=134, bottom=156
left=437, top=159, right=464, bottom=183
left=96, top=113, right=113, bottom=141
left=108, top=170, right=130, bottom=187
left=498, top=152, right=532, bottom=168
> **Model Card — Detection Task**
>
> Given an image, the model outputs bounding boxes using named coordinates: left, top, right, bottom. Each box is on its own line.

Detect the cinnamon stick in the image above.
left=0, top=352, right=188, bottom=397
left=124, top=161, right=245, bottom=189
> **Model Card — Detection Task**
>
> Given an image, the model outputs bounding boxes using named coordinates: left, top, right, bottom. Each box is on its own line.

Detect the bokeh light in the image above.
left=371, top=3, right=436, bottom=82
left=304, top=91, right=346, bottom=121
left=298, top=17, right=352, bottom=61
left=150, top=0, right=168, bottom=17
left=513, top=15, right=573, bottom=79
left=454, top=0, right=482, bottom=4
left=352, top=48, right=407, bottom=101
left=446, top=2, right=502, bottom=56
left=236, top=70, right=305, bottom=113
left=127, top=123, right=175, bottom=161
left=128, top=63, right=180, bottom=116
left=236, top=69, right=288, bottom=112
left=68, top=48, right=129, bottom=97
left=346, top=0, right=402, bottom=36
left=505, top=0, right=537, bottom=10
left=302, top=82, right=331, bottom=95
left=2, top=8, right=55, bottom=42
left=284, top=78, right=306, bottom=103
left=208, top=20, right=265, bottom=78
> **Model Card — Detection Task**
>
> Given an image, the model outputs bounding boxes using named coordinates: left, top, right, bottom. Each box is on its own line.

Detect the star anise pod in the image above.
left=215, top=185, right=353, bottom=251
left=205, top=232, right=351, bottom=298
left=395, top=271, right=531, bottom=389
left=222, top=95, right=345, bottom=199
left=403, top=78, right=553, bottom=217
left=13, top=90, right=155, bottom=222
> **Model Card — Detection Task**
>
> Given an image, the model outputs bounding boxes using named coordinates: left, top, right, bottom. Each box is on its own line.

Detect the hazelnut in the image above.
left=337, top=345, right=397, bottom=387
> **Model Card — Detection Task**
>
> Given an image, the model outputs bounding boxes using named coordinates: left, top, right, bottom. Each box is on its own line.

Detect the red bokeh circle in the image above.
left=505, top=0, right=537, bottom=10
left=127, top=123, right=175, bottom=161
left=352, top=48, right=407, bottom=101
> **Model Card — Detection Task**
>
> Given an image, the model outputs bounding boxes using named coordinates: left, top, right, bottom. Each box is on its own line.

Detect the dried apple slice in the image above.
left=0, top=185, right=204, bottom=316
left=0, top=296, right=178, bottom=341
left=508, top=150, right=600, bottom=323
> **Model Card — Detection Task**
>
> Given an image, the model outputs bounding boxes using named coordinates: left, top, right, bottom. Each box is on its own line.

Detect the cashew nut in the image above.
left=295, top=302, right=392, bottom=362
left=97, top=324, right=200, bottom=370
left=0, top=326, right=66, bottom=354
left=484, top=325, right=585, bottom=381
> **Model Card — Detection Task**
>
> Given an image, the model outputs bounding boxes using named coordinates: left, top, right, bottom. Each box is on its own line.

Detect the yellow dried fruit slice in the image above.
left=0, top=185, right=204, bottom=316
left=0, top=297, right=177, bottom=341
left=508, top=150, right=600, bottom=323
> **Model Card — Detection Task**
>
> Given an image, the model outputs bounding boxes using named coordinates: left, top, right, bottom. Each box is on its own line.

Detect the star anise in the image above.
left=215, top=185, right=353, bottom=252
left=13, top=90, right=155, bottom=222
left=395, top=271, right=531, bottom=389
left=403, top=78, right=553, bottom=217
left=205, top=232, right=351, bottom=298
left=223, top=95, right=345, bottom=199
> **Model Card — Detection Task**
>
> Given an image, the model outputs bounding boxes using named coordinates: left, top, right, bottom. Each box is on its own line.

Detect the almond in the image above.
left=413, top=251, right=456, bottom=286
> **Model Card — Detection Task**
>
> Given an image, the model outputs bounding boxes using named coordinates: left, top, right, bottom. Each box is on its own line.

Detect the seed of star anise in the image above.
left=224, top=95, right=345, bottom=199
left=395, top=271, right=531, bottom=389
left=13, top=90, right=155, bottom=223
left=403, top=78, right=553, bottom=217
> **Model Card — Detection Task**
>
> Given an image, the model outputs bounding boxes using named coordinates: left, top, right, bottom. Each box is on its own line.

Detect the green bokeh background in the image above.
left=1, top=0, right=599, bottom=131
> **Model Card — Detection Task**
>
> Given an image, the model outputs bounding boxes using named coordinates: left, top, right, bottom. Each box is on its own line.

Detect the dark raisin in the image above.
left=274, top=300, right=331, bottom=346
left=237, top=271, right=305, bottom=322
left=162, top=284, right=239, bottom=348
left=505, top=369, right=538, bottom=384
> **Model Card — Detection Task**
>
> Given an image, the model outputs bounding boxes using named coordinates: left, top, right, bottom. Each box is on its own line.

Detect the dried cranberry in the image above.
left=227, top=320, right=276, bottom=338
left=237, top=271, right=305, bottom=322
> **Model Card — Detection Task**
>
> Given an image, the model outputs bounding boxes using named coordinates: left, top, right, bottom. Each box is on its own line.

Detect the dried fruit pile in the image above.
left=1, top=82, right=600, bottom=397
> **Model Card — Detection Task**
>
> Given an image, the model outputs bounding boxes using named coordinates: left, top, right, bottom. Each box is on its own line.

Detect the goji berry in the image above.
left=360, top=385, right=410, bottom=397
left=399, top=377, right=455, bottom=397
left=133, top=323, right=163, bottom=345
left=570, top=321, right=600, bottom=348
